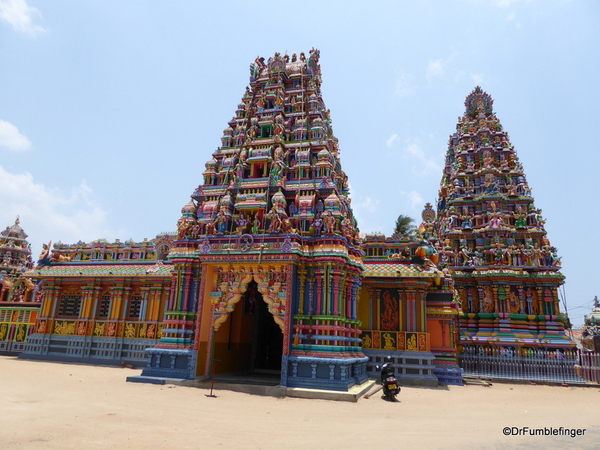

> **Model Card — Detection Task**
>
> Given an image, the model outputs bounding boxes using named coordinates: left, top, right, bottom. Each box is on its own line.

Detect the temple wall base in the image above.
left=140, top=348, right=196, bottom=379
left=364, top=349, right=439, bottom=387
left=0, top=340, right=28, bottom=355
left=285, top=355, right=369, bottom=391
left=19, top=334, right=156, bottom=366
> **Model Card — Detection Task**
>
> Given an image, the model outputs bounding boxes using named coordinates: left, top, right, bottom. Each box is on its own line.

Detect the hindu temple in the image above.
left=0, top=52, right=580, bottom=394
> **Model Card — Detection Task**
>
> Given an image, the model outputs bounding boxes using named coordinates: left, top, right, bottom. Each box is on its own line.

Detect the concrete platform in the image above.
left=127, top=373, right=376, bottom=402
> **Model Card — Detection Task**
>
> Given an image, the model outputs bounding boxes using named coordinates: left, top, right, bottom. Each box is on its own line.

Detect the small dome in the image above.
left=1, top=217, right=27, bottom=240
left=181, top=201, right=197, bottom=219
left=204, top=158, right=218, bottom=173
left=324, top=192, right=341, bottom=212
left=317, top=149, right=330, bottom=160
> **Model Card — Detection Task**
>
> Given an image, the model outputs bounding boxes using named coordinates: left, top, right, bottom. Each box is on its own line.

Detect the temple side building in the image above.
left=20, top=236, right=174, bottom=364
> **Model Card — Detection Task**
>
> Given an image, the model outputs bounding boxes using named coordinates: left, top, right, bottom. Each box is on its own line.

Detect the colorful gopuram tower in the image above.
left=0, top=217, right=33, bottom=279
left=140, top=50, right=369, bottom=392
left=0, top=217, right=39, bottom=353
left=435, top=87, right=577, bottom=378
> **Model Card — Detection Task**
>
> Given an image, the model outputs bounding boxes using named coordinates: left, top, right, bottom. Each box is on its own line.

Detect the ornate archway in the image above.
left=210, top=264, right=288, bottom=332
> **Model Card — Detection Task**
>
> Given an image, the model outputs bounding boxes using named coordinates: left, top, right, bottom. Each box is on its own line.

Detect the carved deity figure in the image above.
left=323, top=211, right=336, bottom=234
left=236, top=212, right=249, bottom=234
left=481, top=287, right=495, bottom=313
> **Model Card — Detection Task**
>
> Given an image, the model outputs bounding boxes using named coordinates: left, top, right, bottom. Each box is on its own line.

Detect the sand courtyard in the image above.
left=1, top=356, right=598, bottom=450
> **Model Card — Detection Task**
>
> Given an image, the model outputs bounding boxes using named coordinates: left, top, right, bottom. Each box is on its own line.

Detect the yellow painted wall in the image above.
left=357, top=286, right=371, bottom=330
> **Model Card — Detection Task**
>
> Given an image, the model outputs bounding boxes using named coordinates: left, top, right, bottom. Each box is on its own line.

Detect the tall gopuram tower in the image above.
left=140, top=50, right=370, bottom=393
left=435, top=87, right=577, bottom=380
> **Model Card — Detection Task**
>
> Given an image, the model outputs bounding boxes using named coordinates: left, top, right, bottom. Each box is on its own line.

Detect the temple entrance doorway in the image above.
left=209, top=279, right=283, bottom=383
left=245, top=280, right=283, bottom=374
left=252, top=286, right=283, bottom=373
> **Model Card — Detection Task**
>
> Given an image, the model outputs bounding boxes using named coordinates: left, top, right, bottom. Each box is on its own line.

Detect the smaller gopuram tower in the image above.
left=0, top=217, right=33, bottom=279
left=141, top=50, right=369, bottom=392
left=0, top=217, right=38, bottom=354
left=435, top=87, right=577, bottom=380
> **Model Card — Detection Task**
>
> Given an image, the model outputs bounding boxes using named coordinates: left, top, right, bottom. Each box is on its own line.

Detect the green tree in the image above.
left=394, top=214, right=416, bottom=236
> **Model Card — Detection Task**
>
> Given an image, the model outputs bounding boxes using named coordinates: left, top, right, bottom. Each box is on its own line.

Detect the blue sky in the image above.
left=1, top=0, right=598, bottom=326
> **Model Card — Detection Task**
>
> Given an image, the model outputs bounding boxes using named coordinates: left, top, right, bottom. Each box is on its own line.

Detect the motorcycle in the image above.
left=377, top=356, right=400, bottom=401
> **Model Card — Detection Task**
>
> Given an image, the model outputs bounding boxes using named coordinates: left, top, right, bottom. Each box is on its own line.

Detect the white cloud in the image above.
left=393, top=71, right=415, bottom=97
left=400, top=190, right=425, bottom=212
left=0, top=119, right=32, bottom=152
left=454, top=70, right=485, bottom=86
left=402, top=141, right=442, bottom=176
left=349, top=191, right=383, bottom=233
left=427, top=48, right=459, bottom=80
left=0, top=0, right=46, bottom=36
left=386, top=134, right=399, bottom=148
left=0, top=165, right=117, bottom=255
left=470, top=73, right=484, bottom=85
left=351, top=194, right=380, bottom=215
left=427, top=59, right=445, bottom=78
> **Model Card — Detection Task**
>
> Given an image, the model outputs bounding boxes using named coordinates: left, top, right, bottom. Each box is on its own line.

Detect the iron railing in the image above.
left=459, top=345, right=584, bottom=384
left=578, top=350, right=600, bottom=384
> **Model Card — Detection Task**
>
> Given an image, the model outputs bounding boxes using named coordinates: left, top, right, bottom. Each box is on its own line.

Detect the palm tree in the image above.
left=394, top=214, right=416, bottom=236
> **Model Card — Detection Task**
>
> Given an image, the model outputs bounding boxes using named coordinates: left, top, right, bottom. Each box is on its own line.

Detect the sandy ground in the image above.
left=1, top=356, right=598, bottom=450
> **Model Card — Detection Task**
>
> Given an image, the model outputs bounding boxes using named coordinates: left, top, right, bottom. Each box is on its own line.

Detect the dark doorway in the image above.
left=252, top=294, right=283, bottom=372
left=241, top=279, right=283, bottom=373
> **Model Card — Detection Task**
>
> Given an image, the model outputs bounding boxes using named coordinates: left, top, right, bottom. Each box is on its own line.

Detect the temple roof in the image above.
left=363, top=263, right=443, bottom=278
left=28, top=262, right=172, bottom=278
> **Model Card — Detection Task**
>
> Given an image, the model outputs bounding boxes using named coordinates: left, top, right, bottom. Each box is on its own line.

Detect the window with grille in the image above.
left=128, top=295, right=142, bottom=319
left=58, top=295, right=82, bottom=317
left=98, top=295, right=111, bottom=319
left=15, top=311, right=29, bottom=322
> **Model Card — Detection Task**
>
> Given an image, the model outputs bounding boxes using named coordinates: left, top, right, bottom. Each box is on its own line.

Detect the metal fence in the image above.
left=459, top=345, right=584, bottom=384
left=578, top=351, right=600, bottom=384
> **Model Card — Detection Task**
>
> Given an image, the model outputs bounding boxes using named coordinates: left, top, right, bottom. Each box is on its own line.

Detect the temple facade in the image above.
left=9, top=50, right=461, bottom=393
left=435, top=87, right=576, bottom=375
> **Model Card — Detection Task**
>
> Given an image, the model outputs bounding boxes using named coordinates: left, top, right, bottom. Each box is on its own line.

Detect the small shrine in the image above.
left=581, top=296, right=600, bottom=352
left=0, top=217, right=33, bottom=278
